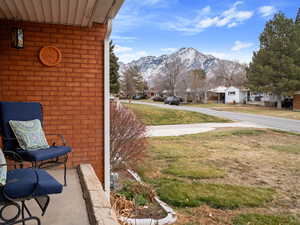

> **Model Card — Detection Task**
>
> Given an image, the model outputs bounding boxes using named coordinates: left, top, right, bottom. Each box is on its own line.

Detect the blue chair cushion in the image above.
left=3, top=168, right=62, bottom=199
left=16, top=146, right=71, bottom=162
left=0, top=102, right=43, bottom=150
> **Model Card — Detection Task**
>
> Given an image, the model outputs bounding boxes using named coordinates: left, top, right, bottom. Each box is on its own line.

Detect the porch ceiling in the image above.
left=0, top=0, right=123, bottom=26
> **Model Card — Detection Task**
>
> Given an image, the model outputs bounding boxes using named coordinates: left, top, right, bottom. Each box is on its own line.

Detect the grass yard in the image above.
left=124, top=103, right=230, bottom=125
left=137, top=128, right=300, bottom=225
left=190, top=103, right=300, bottom=120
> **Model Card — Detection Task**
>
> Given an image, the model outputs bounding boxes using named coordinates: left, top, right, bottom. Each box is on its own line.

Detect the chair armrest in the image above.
left=3, top=137, right=17, bottom=141
left=2, top=151, right=24, bottom=168
left=46, top=134, right=67, bottom=146
left=3, top=151, right=23, bottom=163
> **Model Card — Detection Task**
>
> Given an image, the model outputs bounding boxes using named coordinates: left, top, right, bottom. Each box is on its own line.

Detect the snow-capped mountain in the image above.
left=119, top=47, right=244, bottom=84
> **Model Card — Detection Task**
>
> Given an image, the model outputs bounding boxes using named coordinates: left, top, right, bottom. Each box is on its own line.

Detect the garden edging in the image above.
left=119, top=170, right=177, bottom=225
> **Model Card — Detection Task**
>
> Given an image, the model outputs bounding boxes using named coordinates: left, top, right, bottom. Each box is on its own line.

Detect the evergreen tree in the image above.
left=296, top=8, right=300, bottom=25
left=246, top=12, right=300, bottom=108
left=121, top=65, right=145, bottom=98
left=109, top=41, right=120, bottom=94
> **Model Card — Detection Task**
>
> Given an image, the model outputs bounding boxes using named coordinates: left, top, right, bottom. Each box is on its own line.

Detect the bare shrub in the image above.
left=110, top=102, right=147, bottom=172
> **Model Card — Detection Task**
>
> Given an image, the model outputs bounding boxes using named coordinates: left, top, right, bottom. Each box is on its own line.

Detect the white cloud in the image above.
left=231, top=41, right=253, bottom=51
left=117, top=51, right=148, bottom=63
left=111, top=35, right=137, bottom=41
left=165, top=1, right=254, bottom=35
left=114, top=45, right=133, bottom=53
left=160, top=48, right=177, bottom=53
left=200, top=6, right=211, bottom=15
left=198, top=17, right=219, bottom=29
left=228, top=22, right=238, bottom=28
left=143, top=0, right=166, bottom=6
left=258, top=6, right=276, bottom=17
left=205, top=51, right=252, bottom=64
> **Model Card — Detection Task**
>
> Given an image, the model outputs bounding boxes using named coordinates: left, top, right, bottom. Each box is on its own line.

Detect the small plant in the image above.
left=118, top=181, right=156, bottom=207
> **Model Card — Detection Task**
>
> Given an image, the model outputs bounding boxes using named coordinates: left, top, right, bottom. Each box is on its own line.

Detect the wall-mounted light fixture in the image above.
left=11, top=28, right=24, bottom=49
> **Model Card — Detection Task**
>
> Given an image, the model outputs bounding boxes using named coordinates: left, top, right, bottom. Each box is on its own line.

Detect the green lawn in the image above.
left=233, top=214, right=300, bottom=225
left=136, top=128, right=300, bottom=225
left=151, top=178, right=274, bottom=209
left=124, top=103, right=230, bottom=125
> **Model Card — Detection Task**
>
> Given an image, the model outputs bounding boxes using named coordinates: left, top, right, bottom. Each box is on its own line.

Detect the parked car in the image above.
left=152, top=96, right=164, bottom=102
left=132, top=94, right=146, bottom=100
left=164, top=96, right=181, bottom=105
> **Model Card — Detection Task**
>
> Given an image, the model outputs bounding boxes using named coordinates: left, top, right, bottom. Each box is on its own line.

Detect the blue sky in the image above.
left=111, top=0, right=299, bottom=63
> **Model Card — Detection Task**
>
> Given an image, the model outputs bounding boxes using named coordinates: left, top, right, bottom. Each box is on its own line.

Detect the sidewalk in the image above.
left=147, top=122, right=268, bottom=137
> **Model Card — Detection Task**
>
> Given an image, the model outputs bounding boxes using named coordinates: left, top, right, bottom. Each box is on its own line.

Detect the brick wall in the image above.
left=0, top=20, right=107, bottom=181
left=294, top=94, right=300, bottom=111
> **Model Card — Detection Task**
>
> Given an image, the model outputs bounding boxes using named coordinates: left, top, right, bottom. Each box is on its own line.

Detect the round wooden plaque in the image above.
left=39, top=46, right=62, bottom=67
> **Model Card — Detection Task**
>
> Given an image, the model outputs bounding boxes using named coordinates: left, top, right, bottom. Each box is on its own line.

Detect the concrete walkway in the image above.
left=128, top=101, right=300, bottom=133
left=147, top=122, right=267, bottom=137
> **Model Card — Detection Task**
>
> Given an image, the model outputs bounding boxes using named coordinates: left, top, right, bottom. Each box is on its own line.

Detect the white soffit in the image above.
left=0, top=0, right=124, bottom=26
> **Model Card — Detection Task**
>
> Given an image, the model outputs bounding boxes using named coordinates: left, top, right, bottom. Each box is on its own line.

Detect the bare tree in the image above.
left=189, top=69, right=207, bottom=103
left=211, top=60, right=247, bottom=88
left=110, top=103, right=147, bottom=171
left=162, top=57, right=185, bottom=96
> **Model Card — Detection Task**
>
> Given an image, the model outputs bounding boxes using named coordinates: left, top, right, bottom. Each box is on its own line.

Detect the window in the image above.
left=228, top=92, right=236, bottom=95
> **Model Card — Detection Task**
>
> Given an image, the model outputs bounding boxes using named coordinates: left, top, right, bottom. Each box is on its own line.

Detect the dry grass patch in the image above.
left=137, top=128, right=300, bottom=225
left=189, top=103, right=300, bottom=120
left=202, top=104, right=300, bottom=120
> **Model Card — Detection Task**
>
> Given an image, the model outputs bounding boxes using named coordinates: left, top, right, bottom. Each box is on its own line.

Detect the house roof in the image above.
left=209, top=86, right=249, bottom=93
left=209, top=86, right=227, bottom=93
left=0, top=0, right=124, bottom=27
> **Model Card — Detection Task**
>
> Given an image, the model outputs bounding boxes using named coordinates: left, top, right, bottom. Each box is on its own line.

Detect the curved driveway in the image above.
left=129, top=101, right=300, bottom=133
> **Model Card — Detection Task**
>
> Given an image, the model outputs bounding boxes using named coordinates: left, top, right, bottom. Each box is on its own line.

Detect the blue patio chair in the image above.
left=0, top=150, right=63, bottom=225
left=0, top=102, right=72, bottom=186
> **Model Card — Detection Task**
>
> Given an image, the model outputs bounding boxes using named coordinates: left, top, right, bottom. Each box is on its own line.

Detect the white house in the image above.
left=209, top=86, right=249, bottom=104
left=225, top=86, right=249, bottom=104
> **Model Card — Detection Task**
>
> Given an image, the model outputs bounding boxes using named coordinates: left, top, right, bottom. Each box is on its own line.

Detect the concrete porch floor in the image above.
left=7, top=169, right=90, bottom=225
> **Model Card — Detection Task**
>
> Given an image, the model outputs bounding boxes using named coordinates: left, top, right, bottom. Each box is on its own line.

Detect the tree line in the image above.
left=247, top=9, right=300, bottom=108
left=110, top=9, right=300, bottom=108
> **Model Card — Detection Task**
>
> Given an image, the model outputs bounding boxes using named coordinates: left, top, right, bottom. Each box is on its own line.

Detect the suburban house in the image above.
left=224, top=86, right=249, bottom=104
left=208, top=86, right=227, bottom=103
left=209, top=86, right=249, bottom=104
left=0, top=0, right=125, bottom=223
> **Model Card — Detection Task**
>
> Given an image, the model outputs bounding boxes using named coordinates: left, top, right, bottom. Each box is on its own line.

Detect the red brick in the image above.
left=0, top=19, right=106, bottom=183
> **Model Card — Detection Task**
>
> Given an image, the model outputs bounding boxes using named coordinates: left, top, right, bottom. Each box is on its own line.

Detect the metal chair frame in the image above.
left=3, top=134, right=69, bottom=186
left=0, top=151, right=52, bottom=225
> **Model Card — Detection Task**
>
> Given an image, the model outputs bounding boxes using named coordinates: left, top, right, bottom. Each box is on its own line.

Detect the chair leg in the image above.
left=21, top=201, right=25, bottom=225
left=64, top=160, right=67, bottom=186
